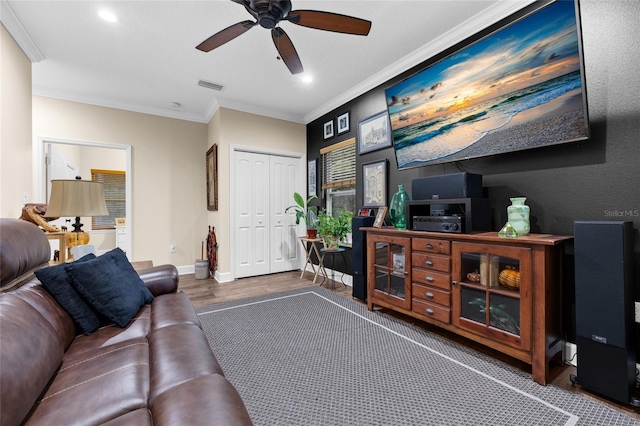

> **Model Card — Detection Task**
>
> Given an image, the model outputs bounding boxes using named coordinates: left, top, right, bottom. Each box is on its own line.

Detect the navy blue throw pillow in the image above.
left=65, top=248, right=154, bottom=328
left=35, top=253, right=103, bottom=335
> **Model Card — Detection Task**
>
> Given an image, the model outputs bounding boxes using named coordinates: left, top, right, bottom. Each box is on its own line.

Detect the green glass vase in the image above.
left=507, top=197, right=530, bottom=236
left=389, top=184, right=410, bottom=230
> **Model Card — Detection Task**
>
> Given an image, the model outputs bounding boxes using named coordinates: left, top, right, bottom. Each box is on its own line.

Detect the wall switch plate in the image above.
left=635, top=302, right=640, bottom=323
left=23, top=192, right=29, bottom=203
left=170, top=244, right=176, bottom=253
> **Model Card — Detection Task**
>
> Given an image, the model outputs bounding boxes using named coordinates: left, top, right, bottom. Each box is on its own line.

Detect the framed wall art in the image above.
left=308, top=159, right=318, bottom=197
left=323, top=119, right=334, bottom=140
left=357, top=111, right=392, bottom=155
left=337, top=111, right=350, bottom=135
left=362, top=159, right=387, bottom=208
left=206, top=144, right=218, bottom=211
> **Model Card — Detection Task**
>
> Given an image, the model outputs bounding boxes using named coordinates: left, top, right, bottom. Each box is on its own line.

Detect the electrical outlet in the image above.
left=170, top=244, right=176, bottom=253
left=635, top=302, right=640, bottom=323
left=23, top=192, right=29, bottom=203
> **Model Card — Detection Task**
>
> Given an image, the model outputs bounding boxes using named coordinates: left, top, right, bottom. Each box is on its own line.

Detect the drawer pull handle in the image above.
left=425, top=292, right=434, bottom=298
left=425, top=308, right=434, bottom=315
left=425, top=260, right=434, bottom=266
left=425, top=243, right=434, bottom=249
left=425, top=276, right=434, bottom=282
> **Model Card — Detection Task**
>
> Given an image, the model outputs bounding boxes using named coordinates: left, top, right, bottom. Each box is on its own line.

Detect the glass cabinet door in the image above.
left=369, top=234, right=411, bottom=310
left=452, top=242, right=531, bottom=351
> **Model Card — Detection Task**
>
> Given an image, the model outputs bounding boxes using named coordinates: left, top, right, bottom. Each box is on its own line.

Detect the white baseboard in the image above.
left=175, top=264, right=231, bottom=284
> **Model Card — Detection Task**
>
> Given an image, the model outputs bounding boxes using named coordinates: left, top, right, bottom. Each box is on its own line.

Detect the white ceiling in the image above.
left=2, top=0, right=535, bottom=124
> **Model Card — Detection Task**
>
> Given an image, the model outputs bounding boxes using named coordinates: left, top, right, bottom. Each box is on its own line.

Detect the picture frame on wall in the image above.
left=308, top=159, right=317, bottom=197
left=323, top=119, right=334, bottom=140
left=362, top=159, right=387, bottom=207
left=206, top=144, right=218, bottom=211
left=336, top=111, right=350, bottom=135
left=357, top=111, right=392, bottom=155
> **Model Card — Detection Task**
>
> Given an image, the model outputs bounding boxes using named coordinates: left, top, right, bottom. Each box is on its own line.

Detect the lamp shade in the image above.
left=45, top=180, right=109, bottom=217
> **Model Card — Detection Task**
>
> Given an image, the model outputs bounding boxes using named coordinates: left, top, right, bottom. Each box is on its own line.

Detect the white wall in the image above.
left=32, top=96, right=208, bottom=267
left=0, top=24, right=32, bottom=218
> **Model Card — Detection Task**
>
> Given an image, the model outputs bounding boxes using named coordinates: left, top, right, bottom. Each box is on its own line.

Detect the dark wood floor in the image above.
left=178, top=270, right=640, bottom=420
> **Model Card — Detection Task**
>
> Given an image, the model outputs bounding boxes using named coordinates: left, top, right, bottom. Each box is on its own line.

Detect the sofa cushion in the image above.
left=65, top=248, right=154, bottom=328
left=35, top=253, right=103, bottom=335
left=0, top=296, right=67, bottom=426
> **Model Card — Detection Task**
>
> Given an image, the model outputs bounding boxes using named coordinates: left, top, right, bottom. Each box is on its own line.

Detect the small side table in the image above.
left=299, top=237, right=327, bottom=284
left=320, top=248, right=346, bottom=290
left=45, top=232, right=67, bottom=263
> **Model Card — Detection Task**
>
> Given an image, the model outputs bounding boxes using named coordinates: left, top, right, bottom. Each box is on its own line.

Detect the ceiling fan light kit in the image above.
left=196, top=0, right=372, bottom=74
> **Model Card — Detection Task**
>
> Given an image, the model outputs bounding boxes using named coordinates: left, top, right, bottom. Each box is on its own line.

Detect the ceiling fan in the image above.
left=196, top=0, right=372, bottom=74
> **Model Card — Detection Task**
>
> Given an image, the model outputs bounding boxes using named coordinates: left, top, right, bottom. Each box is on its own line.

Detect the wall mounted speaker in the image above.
left=573, top=221, right=636, bottom=404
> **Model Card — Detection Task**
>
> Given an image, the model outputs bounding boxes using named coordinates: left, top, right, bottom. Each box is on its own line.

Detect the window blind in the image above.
left=91, top=169, right=125, bottom=230
left=321, top=138, right=356, bottom=190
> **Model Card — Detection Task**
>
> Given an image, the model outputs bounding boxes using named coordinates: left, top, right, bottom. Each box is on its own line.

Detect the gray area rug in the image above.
left=196, top=286, right=640, bottom=426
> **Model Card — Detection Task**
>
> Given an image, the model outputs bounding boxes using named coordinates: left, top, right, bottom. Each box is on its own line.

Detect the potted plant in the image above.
left=316, top=209, right=353, bottom=251
left=285, top=192, right=319, bottom=238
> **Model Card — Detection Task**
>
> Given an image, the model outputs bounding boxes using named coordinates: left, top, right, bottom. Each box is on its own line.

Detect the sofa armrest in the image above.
left=138, top=265, right=179, bottom=296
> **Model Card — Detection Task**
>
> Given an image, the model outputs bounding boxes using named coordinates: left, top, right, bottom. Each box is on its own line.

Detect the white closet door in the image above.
left=270, top=155, right=301, bottom=273
left=234, top=151, right=270, bottom=278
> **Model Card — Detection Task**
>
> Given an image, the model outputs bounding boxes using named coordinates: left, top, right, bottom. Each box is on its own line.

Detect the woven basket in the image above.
left=498, top=268, right=520, bottom=290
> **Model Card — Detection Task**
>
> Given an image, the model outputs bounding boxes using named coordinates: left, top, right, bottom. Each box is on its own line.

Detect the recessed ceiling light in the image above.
left=302, top=75, right=313, bottom=84
left=98, top=10, right=118, bottom=23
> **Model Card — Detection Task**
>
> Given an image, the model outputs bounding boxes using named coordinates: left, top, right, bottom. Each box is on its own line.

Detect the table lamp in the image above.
left=45, top=178, right=109, bottom=248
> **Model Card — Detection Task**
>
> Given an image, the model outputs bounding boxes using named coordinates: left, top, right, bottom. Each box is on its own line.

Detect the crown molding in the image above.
left=1, top=0, right=45, bottom=62
left=213, top=97, right=305, bottom=124
left=303, top=0, right=536, bottom=124
left=32, top=86, right=210, bottom=123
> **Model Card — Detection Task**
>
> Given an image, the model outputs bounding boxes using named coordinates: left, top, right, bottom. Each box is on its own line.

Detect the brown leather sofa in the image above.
left=0, top=218, right=253, bottom=425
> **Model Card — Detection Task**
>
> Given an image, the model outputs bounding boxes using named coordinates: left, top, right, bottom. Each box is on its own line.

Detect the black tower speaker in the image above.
left=352, top=216, right=375, bottom=301
left=574, top=221, right=636, bottom=404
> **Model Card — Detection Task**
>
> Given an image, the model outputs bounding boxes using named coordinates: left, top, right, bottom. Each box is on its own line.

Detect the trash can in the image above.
left=195, top=259, right=209, bottom=280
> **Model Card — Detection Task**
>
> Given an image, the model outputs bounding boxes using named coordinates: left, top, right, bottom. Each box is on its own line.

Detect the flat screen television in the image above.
left=385, top=0, right=589, bottom=170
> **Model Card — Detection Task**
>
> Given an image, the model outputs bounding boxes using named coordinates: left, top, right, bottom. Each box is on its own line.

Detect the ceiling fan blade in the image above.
left=271, top=27, right=303, bottom=74
left=196, top=20, right=256, bottom=52
left=286, top=10, right=371, bottom=36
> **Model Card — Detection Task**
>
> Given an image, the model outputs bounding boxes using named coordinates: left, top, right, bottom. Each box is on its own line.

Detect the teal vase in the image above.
left=507, top=197, right=530, bottom=236
left=389, top=184, right=410, bottom=230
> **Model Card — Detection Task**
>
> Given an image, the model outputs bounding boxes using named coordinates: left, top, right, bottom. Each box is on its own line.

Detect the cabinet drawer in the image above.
left=412, top=238, right=450, bottom=255
left=412, top=283, right=450, bottom=307
left=412, top=252, right=450, bottom=273
left=412, top=298, right=450, bottom=324
left=116, top=228, right=126, bottom=235
left=412, top=268, right=451, bottom=290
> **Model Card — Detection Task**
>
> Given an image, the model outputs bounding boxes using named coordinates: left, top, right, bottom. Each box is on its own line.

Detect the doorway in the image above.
left=34, top=137, right=132, bottom=256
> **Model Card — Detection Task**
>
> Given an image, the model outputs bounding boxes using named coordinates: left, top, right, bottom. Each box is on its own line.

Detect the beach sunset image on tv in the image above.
left=385, top=0, right=589, bottom=169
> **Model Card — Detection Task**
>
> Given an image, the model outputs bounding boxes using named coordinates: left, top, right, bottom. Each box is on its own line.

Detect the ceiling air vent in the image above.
left=197, top=79, right=224, bottom=91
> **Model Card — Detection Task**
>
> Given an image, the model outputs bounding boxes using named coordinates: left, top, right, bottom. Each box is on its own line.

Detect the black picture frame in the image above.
left=323, top=119, right=334, bottom=140
left=362, top=159, right=388, bottom=208
left=357, top=111, right=392, bottom=155
left=337, top=111, right=350, bottom=135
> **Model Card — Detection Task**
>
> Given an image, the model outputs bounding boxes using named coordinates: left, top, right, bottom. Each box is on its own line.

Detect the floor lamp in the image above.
left=45, top=178, right=109, bottom=255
